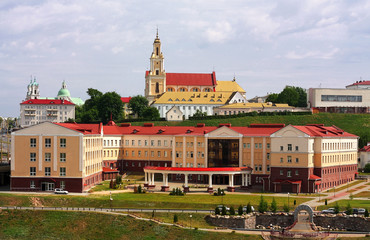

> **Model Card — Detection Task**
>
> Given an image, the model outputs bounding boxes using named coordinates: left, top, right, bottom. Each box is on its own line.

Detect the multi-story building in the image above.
left=269, top=124, right=358, bottom=193
left=11, top=122, right=358, bottom=193
left=11, top=122, right=103, bottom=192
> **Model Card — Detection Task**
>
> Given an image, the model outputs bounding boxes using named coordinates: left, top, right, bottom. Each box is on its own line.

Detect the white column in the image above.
left=151, top=172, right=155, bottom=185
left=248, top=173, right=252, bottom=186
left=228, top=174, right=232, bottom=186
left=145, top=172, right=148, bottom=184
left=184, top=174, right=189, bottom=187
left=208, top=174, right=213, bottom=187
left=165, top=173, right=168, bottom=186
left=162, top=173, right=166, bottom=186
left=148, top=173, right=151, bottom=185
left=242, top=174, right=245, bottom=186
left=231, top=174, right=234, bottom=187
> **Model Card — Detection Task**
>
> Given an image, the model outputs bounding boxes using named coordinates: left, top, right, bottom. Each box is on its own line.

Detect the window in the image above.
left=125, top=140, right=129, bottom=146
left=280, top=146, right=283, bottom=151
left=60, top=138, right=66, bottom=147
left=164, top=151, right=168, bottom=157
left=30, top=138, right=36, bottom=147
left=151, top=140, right=154, bottom=146
left=151, top=151, right=154, bottom=157
left=243, top=143, right=246, bottom=148
left=30, top=167, right=36, bottom=176
left=157, top=140, right=161, bottom=146
left=287, top=170, right=292, bottom=177
left=280, top=158, right=283, bottom=163
left=164, top=140, right=168, bottom=146
left=157, top=151, right=161, bottom=157
left=145, top=140, right=148, bottom=146
left=45, top=138, right=51, bottom=148
left=280, top=170, right=283, bottom=175
left=287, top=156, right=292, bottom=163
left=267, top=153, right=270, bottom=160
left=321, top=95, right=362, bottom=102
left=295, top=158, right=299, bottom=163
left=45, top=153, right=51, bottom=162
left=138, top=151, right=141, bottom=157
left=60, top=181, right=65, bottom=189
left=60, top=167, right=66, bottom=176
left=259, top=143, right=262, bottom=149
left=247, top=143, right=250, bottom=148
left=259, top=165, right=262, bottom=171
left=132, top=140, right=135, bottom=146
left=255, top=165, right=258, bottom=171
left=45, top=167, right=51, bottom=176
left=288, top=144, right=292, bottom=151
left=30, top=180, right=35, bottom=188
left=255, top=144, right=258, bottom=149
left=60, top=153, right=66, bottom=162
left=267, top=165, right=270, bottom=172
left=267, top=143, right=270, bottom=149
left=132, top=151, right=135, bottom=157
left=295, top=170, right=299, bottom=175
left=30, top=153, right=36, bottom=162
left=295, top=146, right=299, bottom=151
left=138, top=140, right=141, bottom=146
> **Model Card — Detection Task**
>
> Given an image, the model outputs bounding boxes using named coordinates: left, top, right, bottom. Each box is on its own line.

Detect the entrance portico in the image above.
left=144, top=166, right=252, bottom=192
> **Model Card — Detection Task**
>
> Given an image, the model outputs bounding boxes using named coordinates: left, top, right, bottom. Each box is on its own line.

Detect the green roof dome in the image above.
left=57, top=81, right=71, bottom=97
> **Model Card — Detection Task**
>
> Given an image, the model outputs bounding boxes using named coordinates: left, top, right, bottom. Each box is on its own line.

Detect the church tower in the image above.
left=26, top=76, right=40, bottom=100
left=145, top=30, right=166, bottom=103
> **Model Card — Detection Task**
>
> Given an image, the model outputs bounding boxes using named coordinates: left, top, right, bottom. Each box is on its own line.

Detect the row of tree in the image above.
left=266, top=86, right=308, bottom=107
left=73, top=89, right=159, bottom=124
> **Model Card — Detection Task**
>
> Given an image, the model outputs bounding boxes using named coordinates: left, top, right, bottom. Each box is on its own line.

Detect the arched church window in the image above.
left=155, top=82, right=159, bottom=93
left=156, top=47, right=159, bottom=56
left=203, top=88, right=212, bottom=92
left=191, top=88, right=200, bottom=92
left=166, top=87, right=174, bottom=92
left=156, top=70, right=159, bottom=75
left=179, top=87, right=187, bottom=92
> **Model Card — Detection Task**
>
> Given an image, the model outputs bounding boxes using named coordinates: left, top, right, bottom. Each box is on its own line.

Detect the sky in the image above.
left=1, top=0, right=370, bottom=117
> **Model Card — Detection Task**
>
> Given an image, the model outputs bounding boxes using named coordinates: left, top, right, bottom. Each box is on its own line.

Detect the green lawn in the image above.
left=0, top=192, right=312, bottom=211
left=0, top=210, right=261, bottom=240
left=325, top=180, right=365, bottom=193
left=353, top=191, right=370, bottom=199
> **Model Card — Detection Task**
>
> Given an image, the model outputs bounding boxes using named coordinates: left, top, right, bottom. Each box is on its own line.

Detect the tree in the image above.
left=258, top=195, right=268, bottom=213
left=215, top=207, right=220, bottom=215
left=142, top=107, right=160, bottom=120
left=365, top=209, right=369, bottom=217
left=229, top=206, right=235, bottom=215
left=116, top=175, right=122, bottom=185
left=364, top=163, right=370, bottom=173
left=265, top=93, right=279, bottom=103
left=174, top=214, right=178, bottom=223
left=193, top=109, right=207, bottom=117
left=270, top=198, right=277, bottom=213
left=128, top=95, right=149, bottom=118
left=334, top=202, right=340, bottom=214
left=283, top=204, right=290, bottom=213
left=345, top=202, right=352, bottom=215
left=221, top=206, right=227, bottom=215
left=278, top=86, right=299, bottom=106
left=238, top=205, right=243, bottom=215
left=97, top=91, right=124, bottom=124
left=246, top=202, right=252, bottom=214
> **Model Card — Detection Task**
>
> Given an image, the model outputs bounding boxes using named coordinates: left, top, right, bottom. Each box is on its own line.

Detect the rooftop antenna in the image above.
left=233, top=73, right=236, bottom=82
left=319, top=83, right=322, bottom=88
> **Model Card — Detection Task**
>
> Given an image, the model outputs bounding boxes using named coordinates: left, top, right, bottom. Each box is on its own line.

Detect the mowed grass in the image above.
left=0, top=210, right=261, bottom=240
left=325, top=180, right=365, bottom=193
left=317, top=199, right=370, bottom=211
left=0, top=192, right=312, bottom=211
left=353, top=191, right=370, bottom=199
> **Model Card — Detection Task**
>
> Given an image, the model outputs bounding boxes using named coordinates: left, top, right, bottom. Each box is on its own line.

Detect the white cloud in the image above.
left=285, top=48, right=339, bottom=60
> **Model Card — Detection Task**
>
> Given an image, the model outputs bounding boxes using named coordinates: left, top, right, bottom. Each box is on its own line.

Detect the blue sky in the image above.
left=1, top=0, right=370, bottom=117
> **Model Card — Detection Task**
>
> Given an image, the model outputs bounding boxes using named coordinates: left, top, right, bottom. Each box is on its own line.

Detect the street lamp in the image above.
left=333, top=185, right=336, bottom=197
left=189, top=214, right=192, bottom=229
left=288, top=192, right=290, bottom=211
left=110, top=191, right=113, bottom=209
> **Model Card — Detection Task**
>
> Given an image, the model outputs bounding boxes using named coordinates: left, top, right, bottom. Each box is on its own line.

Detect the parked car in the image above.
left=353, top=208, right=365, bottom=215
left=217, top=205, right=230, bottom=211
left=54, top=188, right=68, bottom=194
left=242, top=205, right=255, bottom=213
left=321, top=208, right=335, bottom=214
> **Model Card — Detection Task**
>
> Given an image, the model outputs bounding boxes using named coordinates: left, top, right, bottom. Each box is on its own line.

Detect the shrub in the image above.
left=270, top=198, right=277, bottom=213
left=221, top=206, right=227, bottom=216
left=246, top=202, right=252, bottom=214
left=238, top=205, right=243, bottom=215
left=215, top=207, right=220, bottom=215
left=334, top=202, right=340, bottom=214
left=364, top=163, right=370, bottom=173
left=258, top=195, right=268, bottom=213
left=345, top=202, right=352, bottom=215
left=229, top=206, right=235, bottom=215
left=283, top=204, right=290, bottom=213
left=169, top=188, right=184, bottom=196
left=116, top=175, right=122, bottom=185
left=365, top=209, right=369, bottom=217
left=174, top=214, right=178, bottom=223
left=138, top=184, right=142, bottom=193
left=293, top=200, right=296, bottom=206
left=325, top=199, right=328, bottom=205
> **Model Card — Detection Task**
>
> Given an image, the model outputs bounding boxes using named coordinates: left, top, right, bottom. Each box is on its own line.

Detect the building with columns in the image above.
left=11, top=121, right=358, bottom=193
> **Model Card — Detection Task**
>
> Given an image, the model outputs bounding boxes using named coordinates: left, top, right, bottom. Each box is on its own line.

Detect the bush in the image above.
left=325, top=199, right=328, bottom=205
left=229, top=206, right=235, bottom=215
left=345, top=202, right=352, bottom=215
left=238, top=205, right=243, bottom=215
left=283, top=204, right=290, bottom=213
left=365, top=209, right=369, bottom=217
left=246, top=202, right=252, bottom=214
left=221, top=206, right=227, bottom=216
left=293, top=200, right=296, bottom=206
left=364, top=163, right=370, bottom=173
left=258, top=195, right=268, bottom=213
left=116, top=175, right=122, bottom=185
left=334, top=202, right=340, bottom=214
left=169, top=188, right=185, bottom=196
left=270, top=198, right=277, bottom=213
left=215, top=207, right=220, bottom=215
left=174, top=214, right=178, bottom=223
left=214, top=188, right=226, bottom=196
left=138, top=184, right=142, bottom=193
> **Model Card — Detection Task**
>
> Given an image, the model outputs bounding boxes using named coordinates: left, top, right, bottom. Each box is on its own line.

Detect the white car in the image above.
left=54, top=188, right=68, bottom=194
left=322, top=208, right=335, bottom=214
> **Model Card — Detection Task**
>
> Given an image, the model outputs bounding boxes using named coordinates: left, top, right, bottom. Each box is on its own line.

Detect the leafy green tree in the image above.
left=270, top=198, right=277, bottom=213
left=193, top=109, right=207, bottom=117
left=138, top=185, right=142, bottom=193
left=246, top=202, right=252, bottom=214
left=334, top=202, right=340, bottom=214
left=265, top=93, right=279, bottom=103
left=128, top=95, right=149, bottom=118
left=215, top=207, right=220, bottom=215
left=365, top=209, right=369, bottom=217
left=283, top=204, right=290, bottom=213
left=142, top=107, right=160, bottom=120
left=325, top=199, right=328, bottom=205
left=294, top=86, right=308, bottom=107
left=229, top=206, right=235, bottom=215
left=116, top=175, right=122, bottom=185
left=278, top=86, right=299, bottom=106
left=174, top=214, right=178, bottom=223
left=97, top=91, right=124, bottom=124
left=364, top=163, right=370, bottom=173
left=345, top=202, right=352, bottom=215
left=258, top=195, right=268, bottom=213
left=238, top=205, right=243, bottom=215
left=221, top=206, right=227, bottom=215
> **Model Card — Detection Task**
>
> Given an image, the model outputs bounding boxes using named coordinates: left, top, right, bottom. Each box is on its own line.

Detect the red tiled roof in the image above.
left=347, top=80, right=370, bottom=87
left=21, top=99, right=74, bottom=105
left=121, top=97, right=132, bottom=103
left=103, top=167, right=119, bottom=173
left=293, top=125, right=357, bottom=138
left=359, top=145, right=370, bottom=152
left=166, top=72, right=216, bottom=86
left=144, top=166, right=252, bottom=172
left=55, top=123, right=102, bottom=135
left=309, top=175, right=321, bottom=180
left=273, top=179, right=302, bottom=184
